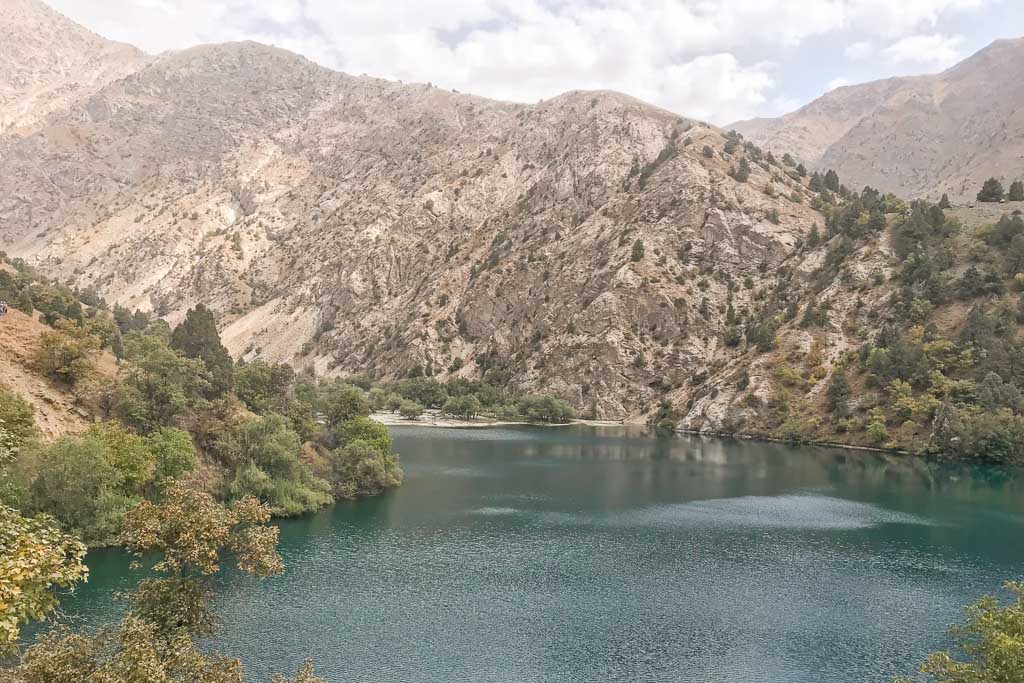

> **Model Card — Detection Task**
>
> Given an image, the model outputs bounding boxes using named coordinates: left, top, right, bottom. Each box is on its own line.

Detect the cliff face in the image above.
left=0, top=35, right=823, bottom=419
left=0, top=0, right=148, bottom=135
left=733, top=38, right=1024, bottom=202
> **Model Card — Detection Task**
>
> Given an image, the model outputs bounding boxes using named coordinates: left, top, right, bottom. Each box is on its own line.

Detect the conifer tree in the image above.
left=170, top=305, right=233, bottom=397
left=1008, top=180, right=1024, bottom=202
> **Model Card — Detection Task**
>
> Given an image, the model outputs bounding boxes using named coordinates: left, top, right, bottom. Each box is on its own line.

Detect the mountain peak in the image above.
left=0, top=0, right=148, bottom=134
left=732, top=36, right=1024, bottom=200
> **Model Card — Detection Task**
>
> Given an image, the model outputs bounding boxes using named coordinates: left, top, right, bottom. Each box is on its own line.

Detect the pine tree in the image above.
left=731, top=158, right=751, bottom=183
left=938, top=193, right=951, bottom=209
left=807, top=224, right=821, bottom=248
left=977, top=177, right=1005, bottom=202
left=809, top=171, right=824, bottom=193
left=825, top=370, right=851, bottom=418
left=824, top=169, right=840, bottom=193
left=170, top=304, right=233, bottom=397
left=1009, top=180, right=1024, bottom=202
left=630, top=239, right=645, bottom=262
left=795, top=163, right=807, bottom=177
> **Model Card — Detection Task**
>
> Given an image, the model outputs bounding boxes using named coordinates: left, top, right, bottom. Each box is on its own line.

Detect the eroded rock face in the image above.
left=0, top=26, right=824, bottom=420
left=733, top=38, right=1024, bottom=202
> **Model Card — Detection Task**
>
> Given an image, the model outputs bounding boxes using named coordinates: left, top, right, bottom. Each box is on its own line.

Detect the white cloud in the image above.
left=844, top=41, right=874, bottom=60
left=827, top=77, right=851, bottom=90
left=45, top=0, right=999, bottom=123
left=881, top=33, right=966, bottom=69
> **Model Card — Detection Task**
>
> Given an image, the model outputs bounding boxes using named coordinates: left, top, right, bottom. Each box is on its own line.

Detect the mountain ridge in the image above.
left=732, top=37, right=1024, bottom=200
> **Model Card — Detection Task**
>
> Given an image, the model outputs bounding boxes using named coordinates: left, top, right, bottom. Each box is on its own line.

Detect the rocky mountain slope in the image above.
left=0, top=0, right=148, bottom=135
left=733, top=38, right=1024, bottom=201
left=0, top=268, right=117, bottom=440
left=0, top=16, right=826, bottom=420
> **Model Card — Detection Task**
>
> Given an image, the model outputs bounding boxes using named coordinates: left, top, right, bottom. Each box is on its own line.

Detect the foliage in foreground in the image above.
left=0, top=507, right=88, bottom=653
left=895, top=580, right=1024, bottom=682
left=0, top=486, right=323, bottom=682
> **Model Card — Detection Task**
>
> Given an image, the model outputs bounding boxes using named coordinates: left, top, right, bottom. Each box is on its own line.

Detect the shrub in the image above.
left=977, top=177, right=1005, bottom=202
left=399, top=400, right=424, bottom=420
left=329, top=440, right=403, bottom=499
left=35, top=319, right=100, bottom=385
left=516, top=395, right=576, bottom=423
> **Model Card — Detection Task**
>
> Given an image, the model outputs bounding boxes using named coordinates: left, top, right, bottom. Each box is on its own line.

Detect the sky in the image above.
left=49, top=0, right=1024, bottom=125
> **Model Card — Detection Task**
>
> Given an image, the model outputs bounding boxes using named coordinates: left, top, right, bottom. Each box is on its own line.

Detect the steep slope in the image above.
left=0, top=303, right=116, bottom=440
left=733, top=38, right=1024, bottom=201
left=0, top=0, right=148, bottom=135
left=0, top=36, right=824, bottom=419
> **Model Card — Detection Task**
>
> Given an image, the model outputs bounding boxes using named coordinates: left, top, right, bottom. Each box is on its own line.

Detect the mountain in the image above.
left=0, top=0, right=148, bottom=135
left=11, top=1, right=1024, bottom=457
left=733, top=38, right=1024, bottom=201
left=0, top=14, right=826, bottom=420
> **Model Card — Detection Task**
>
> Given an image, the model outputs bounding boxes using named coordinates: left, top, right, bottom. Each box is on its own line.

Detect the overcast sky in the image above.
left=49, top=0, right=1024, bottom=125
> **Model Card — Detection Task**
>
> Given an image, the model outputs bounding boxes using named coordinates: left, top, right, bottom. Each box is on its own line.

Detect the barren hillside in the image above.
left=0, top=304, right=116, bottom=440
left=733, top=38, right=1024, bottom=201
left=0, top=0, right=148, bottom=135
left=0, top=35, right=824, bottom=419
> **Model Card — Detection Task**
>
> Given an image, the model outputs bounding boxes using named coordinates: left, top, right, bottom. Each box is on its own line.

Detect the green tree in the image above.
left=938, top=193, right=951, bottom=209
left=145, top=427, right=198, bottom=482
left=0, top=506, right=88, bottom=652
left=977, top=177, right=1005, bottom=202
left=516, top=395, right=576, bottom=423
left=27, top=435, right=133, bottom=545
left=399, top=400, right=424, bottom=419
left=118, top=333, right=210, bottom=433
left=825, top=371, right=851, bottom=418
left=171, top=305, right=233, bottom=397
left=14, top=288, right=33, bottom=315
left=1, top=486, right=323, bottom=683
left=442, top=395, right=482, bottom=419
left=731, top=158, right=751, bottom=182
left=84, top=422, right=156, bottom=494
left=35, top=319, right=100, bottom=386
left=895, top=580, right=1024, bottom=683
left=824, top=169, right=840, bottom=192
left=1008, top=180, right=1024, bottom=202
left=329, top=439, right=403, bottom=499
left=318, top=382, right=370, bottom=431
left=0, top=386, right=36, bottom=444
left=630, top=239, right=645, bottom=262
left=220, top=414, right=332, bottom=516
left=234, top=361, right=294, bottom=414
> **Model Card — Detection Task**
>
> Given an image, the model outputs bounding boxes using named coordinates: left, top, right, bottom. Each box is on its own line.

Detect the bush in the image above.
left=27, top=435, right=135, bottom=545
left=399, top=401, right=424, bottom=420
left=977, top=177, right=1005, bottom=202
left=441, top=395, right=481, bottom=419
left=0, top=386, right=36, bottom=444
left=221, top=414, right=331, bottom=516
left=631, top=239, right=645, bottom=262
left=145, top=427, right=198, bottom=482
left=329, top=440, right=403, bottom=499
left=35, top=319, right=100, bottom=385
left=117, top=333, right=210, bottom=433
left=516, top=395, right=576, bottom=423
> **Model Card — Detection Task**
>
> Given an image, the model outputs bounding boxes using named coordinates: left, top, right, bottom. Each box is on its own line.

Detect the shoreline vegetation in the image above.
left=370, top=410, right=625, bottom=429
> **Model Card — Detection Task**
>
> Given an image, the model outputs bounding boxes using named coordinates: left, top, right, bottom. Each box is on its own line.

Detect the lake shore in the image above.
left=370, top=410, right=625, bottom=429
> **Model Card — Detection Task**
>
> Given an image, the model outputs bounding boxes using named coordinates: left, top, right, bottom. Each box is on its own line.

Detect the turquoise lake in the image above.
left=64, top=425, right=1024, bottom=682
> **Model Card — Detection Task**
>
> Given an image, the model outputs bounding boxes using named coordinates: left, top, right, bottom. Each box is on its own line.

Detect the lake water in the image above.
left=63, top=425, right=1024, bottom=682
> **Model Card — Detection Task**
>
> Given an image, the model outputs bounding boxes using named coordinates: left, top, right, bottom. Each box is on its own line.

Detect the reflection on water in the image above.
left=56, top=425, right=1024, bottom=683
